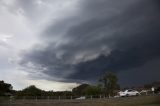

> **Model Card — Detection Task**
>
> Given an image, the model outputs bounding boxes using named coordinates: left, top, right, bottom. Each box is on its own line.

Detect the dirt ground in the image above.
left=0, top=96, right=160, bottom=106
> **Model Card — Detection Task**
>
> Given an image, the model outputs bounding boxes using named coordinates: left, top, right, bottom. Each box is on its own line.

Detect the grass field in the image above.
left=0, top=96, right=160, bottom=106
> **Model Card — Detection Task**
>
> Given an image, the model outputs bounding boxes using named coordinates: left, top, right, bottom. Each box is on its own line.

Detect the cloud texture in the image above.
left=8, top=0, right=160, bottom=86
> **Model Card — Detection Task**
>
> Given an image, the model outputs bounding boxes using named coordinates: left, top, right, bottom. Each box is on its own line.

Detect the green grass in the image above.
left=0, top=96, right=159, bottom=106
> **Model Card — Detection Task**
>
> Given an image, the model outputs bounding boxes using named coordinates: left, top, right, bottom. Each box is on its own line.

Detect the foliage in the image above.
left=83, top=85, right=101, bottom=96
left=16, top=85, right=44, bottom=96
left=99, top=72, right=119, bottom=96
left=72, top=84, right=90, bottom=96
left=16, top=85, right=73, bottom=97
left=72, top=84, right=101, bottom=96
left=0, top=80, right=13, bottom=96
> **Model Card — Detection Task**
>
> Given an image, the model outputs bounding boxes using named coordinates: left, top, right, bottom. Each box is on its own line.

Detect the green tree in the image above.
left=72, top=84, right=90, bottom=96
left=99, top=72, right=119, bottom=96
left=83, top=85, right=101, bottom=96
left=0, top=80, right=13, bottom=96
left=16, top=85, right=43, bottom=96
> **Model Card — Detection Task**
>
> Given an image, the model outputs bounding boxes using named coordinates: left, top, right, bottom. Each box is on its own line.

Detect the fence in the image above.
left=0, top=95, right=110, bottom=102
left=0, top=92, right=155, bottom=102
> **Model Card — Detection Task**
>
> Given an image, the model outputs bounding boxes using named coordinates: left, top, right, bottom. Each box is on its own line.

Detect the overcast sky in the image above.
left=0, top=0, right=160, bottom=91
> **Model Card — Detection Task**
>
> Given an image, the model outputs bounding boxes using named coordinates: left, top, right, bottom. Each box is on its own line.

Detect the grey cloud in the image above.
left=20, top=0, right=160, bottom=85
left=0, top=41, right=8, bottom=47
left=13, top=0, right=45, bottom=20
left=117, top=58, right=160, bottom=87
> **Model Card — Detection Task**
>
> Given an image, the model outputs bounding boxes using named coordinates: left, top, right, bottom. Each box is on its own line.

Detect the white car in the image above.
left=75, top=96, right=86, bottom=100
left=118, top=89, right=140, bottom=97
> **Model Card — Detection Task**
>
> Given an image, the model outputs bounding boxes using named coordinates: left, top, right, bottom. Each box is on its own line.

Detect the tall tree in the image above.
left=83, top=85, right=101, bottom=96
left=72, top=84, right=90, bottom=96
left=16, top=85, right=43, bottom=96
left=99, top=72, right=119, bottom=97
left=0, top=80, right=13, bottom=96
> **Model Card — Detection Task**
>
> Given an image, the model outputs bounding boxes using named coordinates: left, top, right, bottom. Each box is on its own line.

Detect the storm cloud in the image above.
left=20, top=0, right=160, bottom=86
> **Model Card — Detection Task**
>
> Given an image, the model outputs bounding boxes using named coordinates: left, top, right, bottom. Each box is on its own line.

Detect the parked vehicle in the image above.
left=75, top=96, right=86, bottom=100
left=118, top=89, right=140, bottom=97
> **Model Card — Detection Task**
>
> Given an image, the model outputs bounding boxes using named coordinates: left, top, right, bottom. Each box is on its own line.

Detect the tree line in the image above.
left=0, top=72, right=160, bottom=97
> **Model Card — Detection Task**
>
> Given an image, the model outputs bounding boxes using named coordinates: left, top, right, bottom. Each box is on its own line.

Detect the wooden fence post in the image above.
left=23, top=96, right=25, bottom=101
left=48, top=96, right=50, bottom=101
left=35, top=96, right=37, bottom=102
left=91, top=95, right=92, bottom=100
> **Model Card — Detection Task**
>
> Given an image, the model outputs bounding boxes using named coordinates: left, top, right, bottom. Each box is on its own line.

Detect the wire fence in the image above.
left=0, top=92, right=156, bottom=102
left=0, top=95, right=110, bottom=102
